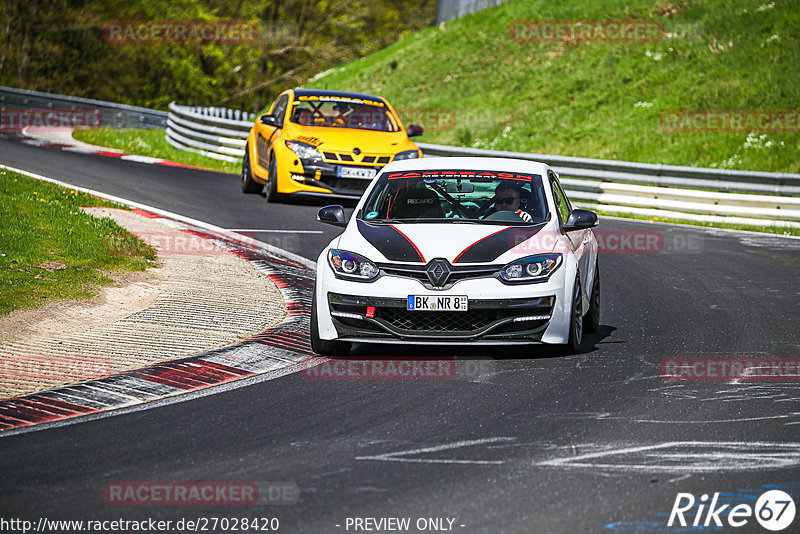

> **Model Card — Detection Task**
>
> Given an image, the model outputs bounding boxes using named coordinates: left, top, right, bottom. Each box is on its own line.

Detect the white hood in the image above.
left=337, top=220, right=559, bottom=265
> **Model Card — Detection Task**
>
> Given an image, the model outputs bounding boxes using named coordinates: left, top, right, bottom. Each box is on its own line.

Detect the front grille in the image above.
left=318, top=176, right=372, bottom=193
left=378, top=262, right=499, bottom=289
left=381, top=308, right=514, bottom=332
left=322, top=152, right=387, bottom=164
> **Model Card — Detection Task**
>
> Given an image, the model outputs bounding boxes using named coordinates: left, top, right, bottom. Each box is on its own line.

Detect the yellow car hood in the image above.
left=285, top=125, right=415, bottom=154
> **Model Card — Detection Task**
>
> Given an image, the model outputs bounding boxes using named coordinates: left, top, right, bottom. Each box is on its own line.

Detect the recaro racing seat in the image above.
left=393, top=185, right=445, bottom=219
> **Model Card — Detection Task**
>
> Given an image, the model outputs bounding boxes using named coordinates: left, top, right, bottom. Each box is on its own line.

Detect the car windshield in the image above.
left=360, top=169, right=550, bottom=225
left=289, top=96, right=400, bottom=132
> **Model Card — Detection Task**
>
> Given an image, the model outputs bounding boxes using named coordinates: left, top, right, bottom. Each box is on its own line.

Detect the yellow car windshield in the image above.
left=289, top=101, right=400, bottom=132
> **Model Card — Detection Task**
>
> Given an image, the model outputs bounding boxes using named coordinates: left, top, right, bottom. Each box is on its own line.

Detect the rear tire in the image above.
left=240, top=146, right=261, bottom=194
left=564, top=275, right=583, bottom=354
left=310, top=290, right=351, bottom=356
left=264, top=156, right=281, bottom=203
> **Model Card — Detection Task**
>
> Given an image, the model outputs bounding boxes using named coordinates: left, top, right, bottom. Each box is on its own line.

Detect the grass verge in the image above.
left=306, top=0, right=799, bottom=174
left=0, top=169, right=158, bottom=316
left=72, top=127, right=241, bottom=174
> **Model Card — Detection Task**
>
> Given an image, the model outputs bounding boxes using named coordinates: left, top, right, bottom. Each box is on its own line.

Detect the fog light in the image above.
left=331, top=311, right=362, bottom=320
left=512, top=315, right=550, bottom=322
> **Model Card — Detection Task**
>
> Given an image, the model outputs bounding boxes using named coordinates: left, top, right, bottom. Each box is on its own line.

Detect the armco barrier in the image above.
left=416, top=142, right=800, bottom=227
left=3, top=85, right=797, bottom=227
left=165, top=102, right=254, bottom=162
left=416, top=142, right=800, bottom=196
left=0, top=85, right=167, bottom=129
left=160, top=104, right=800, bottom=225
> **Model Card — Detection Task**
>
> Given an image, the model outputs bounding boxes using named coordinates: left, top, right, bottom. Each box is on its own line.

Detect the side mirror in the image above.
left=259, top=114, right=280, bottom=127
left=317, top=205, right=347, bottom=227
left=407, top=124, right=424, bottom=137
left=563, top=208, right=598, bottom=231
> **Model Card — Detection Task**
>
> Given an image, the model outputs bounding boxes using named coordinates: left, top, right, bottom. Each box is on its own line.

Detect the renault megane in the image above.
left=311, top=157, right=600, bottom=356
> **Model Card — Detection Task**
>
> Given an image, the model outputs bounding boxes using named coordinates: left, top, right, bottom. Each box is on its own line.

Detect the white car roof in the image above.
left=380, top=156, right=550, bottom=176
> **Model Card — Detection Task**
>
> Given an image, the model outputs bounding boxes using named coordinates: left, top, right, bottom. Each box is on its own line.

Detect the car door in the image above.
left=257, top=93, right=289, bottom=169
left=550, top=170, right=591, bottom=295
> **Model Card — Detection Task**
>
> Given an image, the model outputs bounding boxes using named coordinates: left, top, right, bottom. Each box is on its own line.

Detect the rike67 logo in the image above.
left=668, top=490, right=796, bottom=531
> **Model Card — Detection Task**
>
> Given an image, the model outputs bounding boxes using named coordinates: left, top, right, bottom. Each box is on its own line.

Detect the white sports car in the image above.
left=311, top=157, right=600, bottom=355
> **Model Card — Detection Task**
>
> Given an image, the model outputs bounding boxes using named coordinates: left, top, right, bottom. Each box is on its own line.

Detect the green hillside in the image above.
left=306, top=0, right=799, bottom=173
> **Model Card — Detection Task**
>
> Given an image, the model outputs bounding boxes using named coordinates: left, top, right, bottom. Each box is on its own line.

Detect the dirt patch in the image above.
left=0, top=208, right=287, bottom=399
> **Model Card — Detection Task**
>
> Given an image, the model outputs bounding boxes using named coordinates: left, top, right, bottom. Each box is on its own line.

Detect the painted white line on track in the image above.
left=601, top=214, right=800, bottom=240
left=355, top=437, right=516, bottom=465
left=226, top=229, right=324, bottom=234
left=537, top=441, right=800, bottom=472
left=0, top=163, right=317, bottom=270
left=120, top=154, right=165, bottom=164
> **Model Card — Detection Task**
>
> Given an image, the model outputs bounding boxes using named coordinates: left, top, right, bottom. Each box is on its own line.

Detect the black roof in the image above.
left=292, top=88, right=385, bottom=103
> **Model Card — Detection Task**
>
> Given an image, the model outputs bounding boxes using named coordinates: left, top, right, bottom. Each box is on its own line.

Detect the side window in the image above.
left=549, top=171, right=571, bottom=224
left=271, top=94, right=289, bottom=126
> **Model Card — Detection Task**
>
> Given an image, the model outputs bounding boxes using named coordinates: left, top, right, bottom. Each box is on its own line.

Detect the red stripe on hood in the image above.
left=390, top=225, right=426, bottom=263
left=453, top=227, right=510, bottom=263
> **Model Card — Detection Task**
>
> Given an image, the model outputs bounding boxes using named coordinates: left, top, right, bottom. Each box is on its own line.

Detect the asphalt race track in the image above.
left=1, top=136, right=800, bottom=533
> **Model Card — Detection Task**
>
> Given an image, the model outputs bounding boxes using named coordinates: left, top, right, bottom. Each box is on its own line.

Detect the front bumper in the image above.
left=328, top=293, right=555, bottom=342
left=315, top=263, right=573, bottom=345
left=290, top=161, right=382, bottom=198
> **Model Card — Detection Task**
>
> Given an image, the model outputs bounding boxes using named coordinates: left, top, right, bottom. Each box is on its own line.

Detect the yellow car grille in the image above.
left=322, top=151, right=391, bottom=165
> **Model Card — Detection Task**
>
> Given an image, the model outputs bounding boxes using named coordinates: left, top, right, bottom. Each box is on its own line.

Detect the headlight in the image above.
left=499, top=254, right=562, bottom=283
left=393, top=149, right=420, bottom=161
left=285, top=140, right=323, bottom=161
left=328, top=249, right=380, bottom=281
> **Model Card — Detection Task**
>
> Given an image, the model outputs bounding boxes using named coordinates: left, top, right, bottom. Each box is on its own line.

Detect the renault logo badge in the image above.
left=426, top=258, right=451, bottom=287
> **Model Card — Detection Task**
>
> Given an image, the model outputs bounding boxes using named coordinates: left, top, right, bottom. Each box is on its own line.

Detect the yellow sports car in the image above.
left=241, top=89, right=423, bottom=202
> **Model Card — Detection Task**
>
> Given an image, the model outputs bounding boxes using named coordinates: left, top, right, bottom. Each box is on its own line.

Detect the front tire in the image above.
left=310, top=290, right=351, bottom=356
left=264, top=156, right=281, bottom=203
left=241, top=146, right=261, bottom=194
left=564, top=275, right=583, bottom=354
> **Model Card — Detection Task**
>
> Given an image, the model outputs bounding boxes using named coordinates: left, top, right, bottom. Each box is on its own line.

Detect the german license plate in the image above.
left=337, top=166, right=377, bottom=180
left=407, top=295, right=468, bottom=312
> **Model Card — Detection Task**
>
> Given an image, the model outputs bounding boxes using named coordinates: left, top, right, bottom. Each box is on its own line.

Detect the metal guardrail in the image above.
left=417, top=142, right=800, bottom=226
left=436, top=0, right=515, bottom=25
left=0, top=85, right=167, bottom=129
left=164, top=104, right=799, bottom=226
left=5, top=86, right=794, bottom=226
left=165, top=102, right=254, bottom=162
left=416, top=143, right=800, bottom=196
